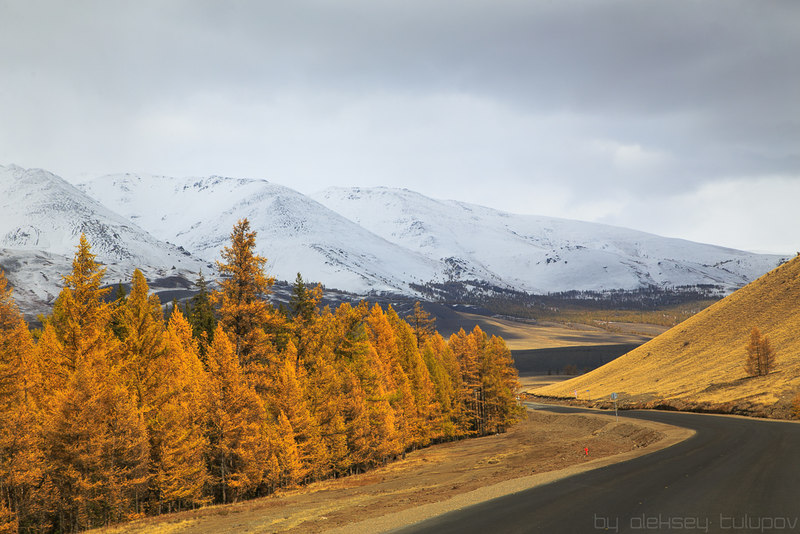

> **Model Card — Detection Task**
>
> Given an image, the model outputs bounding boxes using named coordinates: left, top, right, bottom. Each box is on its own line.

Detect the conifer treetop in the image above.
left=216, top=219, right=274, bottom=302
left=63, top=234, right=109, bottom=301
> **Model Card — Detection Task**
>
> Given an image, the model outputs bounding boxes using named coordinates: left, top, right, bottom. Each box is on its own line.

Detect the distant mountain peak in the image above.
left=2, top=165, right=786, bottom=319
left=0, top=164, right=208, bottom=316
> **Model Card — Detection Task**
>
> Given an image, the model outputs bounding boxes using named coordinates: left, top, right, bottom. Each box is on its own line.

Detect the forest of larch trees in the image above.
left=0, top=219, right=522, bottom=533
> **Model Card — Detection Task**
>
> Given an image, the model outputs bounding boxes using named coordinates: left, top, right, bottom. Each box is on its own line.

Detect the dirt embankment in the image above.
left=98, top=409, right=690, bottom=534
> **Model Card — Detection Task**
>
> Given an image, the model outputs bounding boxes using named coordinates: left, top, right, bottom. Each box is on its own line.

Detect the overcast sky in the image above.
left=2, top=1, right=798, bottom=254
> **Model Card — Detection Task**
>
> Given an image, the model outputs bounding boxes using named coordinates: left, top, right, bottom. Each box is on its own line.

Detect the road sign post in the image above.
left=611, top=392, right=618, bottom=422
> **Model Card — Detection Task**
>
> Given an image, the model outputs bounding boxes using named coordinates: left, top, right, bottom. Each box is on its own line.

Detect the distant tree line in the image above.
left=0, top=220, right=522, bottom=533
left=411, top=280, right=723, bottom=312
left=409, top=280, right=722, bottom=329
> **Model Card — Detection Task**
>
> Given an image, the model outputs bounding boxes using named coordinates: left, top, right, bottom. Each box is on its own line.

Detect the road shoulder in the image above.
left=330, top=409, right=694, bottom=534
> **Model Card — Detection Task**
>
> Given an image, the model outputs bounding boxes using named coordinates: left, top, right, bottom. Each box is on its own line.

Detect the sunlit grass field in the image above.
left=536, top=256, right=800, bottom=418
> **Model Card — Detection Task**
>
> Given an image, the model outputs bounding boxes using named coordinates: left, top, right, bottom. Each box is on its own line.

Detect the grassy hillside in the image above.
left=535, top=256, right=800, bottom=418
left=447, top=313, right=653, bottom=351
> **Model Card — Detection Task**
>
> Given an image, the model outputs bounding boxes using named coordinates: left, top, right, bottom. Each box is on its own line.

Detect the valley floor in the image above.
left=96, top=408, right=688, bottom=534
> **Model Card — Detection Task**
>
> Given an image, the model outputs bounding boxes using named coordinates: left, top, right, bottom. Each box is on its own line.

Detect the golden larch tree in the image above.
left=0, top=271, right=44, bottom=531
left=42, top=352, right=149, bottom=531
left=479, top=334, right=523, bottom=433
left=116, top=269, right=167, bottom=410
left=150, top=309, right=211, bottom=512
left=204, top=326, right=270, bottom=503
left=40, top=234, right=115, bottom=390
left=388, top=307, right=440, bottom=448
left=214, top=219, right=275, bottom=369
left=448, top=328, right=481, bottom=435
left=38, top=237, right=149, bottom=530
left=419, top=333, right=460, bottom=439
left=270, top=343, right=329, bottom=482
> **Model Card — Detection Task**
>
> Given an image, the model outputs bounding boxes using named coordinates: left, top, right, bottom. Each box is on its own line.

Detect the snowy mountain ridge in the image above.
left=0, top=163, right=786, bottom=317
left=312, top=186, right=783, bottom=294
left=0, top=164, right=209, bottom=316
left=78, top=172, right=442, bottom=294
left=79, top=171, right=784, bottom=296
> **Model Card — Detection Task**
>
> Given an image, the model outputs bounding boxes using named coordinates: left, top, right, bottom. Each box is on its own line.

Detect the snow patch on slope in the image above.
left=312, top=186, right=783, bottom=293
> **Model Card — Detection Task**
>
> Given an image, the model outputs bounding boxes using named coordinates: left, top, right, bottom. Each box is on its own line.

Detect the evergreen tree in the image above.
left=289, top=273, right=321, bottom=324
left=109, top=282, right=128, bottom=340
left=288, top=273, right=322, bottom=368
left=186, top=270, right=216, bottom=350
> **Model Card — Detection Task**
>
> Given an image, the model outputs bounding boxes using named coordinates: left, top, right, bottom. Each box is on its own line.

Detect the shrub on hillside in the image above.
left=744, top=327, right=775, bottom=377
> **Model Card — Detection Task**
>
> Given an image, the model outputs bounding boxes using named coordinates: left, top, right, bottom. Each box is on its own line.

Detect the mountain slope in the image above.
left=79, top=173, right=441, bottom=293
left=535, top=255, right=800, bottom=418
left=79, top=174, right=783, bottom=297
left=0, top=164, right=207, bottom=315
left=313, top=186, right=783, bottom=294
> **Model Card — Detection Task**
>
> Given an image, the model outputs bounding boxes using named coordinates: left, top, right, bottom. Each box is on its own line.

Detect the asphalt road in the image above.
left=392, top=405, right=800, bottom=534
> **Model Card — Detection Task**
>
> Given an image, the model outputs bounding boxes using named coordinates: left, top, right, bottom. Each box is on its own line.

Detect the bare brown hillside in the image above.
left=535, top=256, right=800, bottom=418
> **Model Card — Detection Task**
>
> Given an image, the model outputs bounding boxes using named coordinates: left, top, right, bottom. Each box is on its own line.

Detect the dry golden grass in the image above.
left=453, top=312, right=655, bottom=350
left=535, top=256, right=800, bottom=418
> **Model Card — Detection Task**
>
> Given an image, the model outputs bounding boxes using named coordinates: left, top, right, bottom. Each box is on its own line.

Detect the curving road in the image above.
left=392, top=404, right=800, bottom=534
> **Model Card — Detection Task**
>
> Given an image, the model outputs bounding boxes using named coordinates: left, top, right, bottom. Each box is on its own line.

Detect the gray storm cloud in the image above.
left=1, top=0, right=798, bottom=252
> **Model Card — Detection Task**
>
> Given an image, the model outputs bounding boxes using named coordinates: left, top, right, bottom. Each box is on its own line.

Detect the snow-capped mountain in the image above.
left=0, top=164, right=208, bottom=315
left=3, top=163, right=785, bottom=317
left=80, top=171, right=784, bottom=296
left=79, top=173, right=441, bottom=293
left=313, top=186, right=784, bottom=293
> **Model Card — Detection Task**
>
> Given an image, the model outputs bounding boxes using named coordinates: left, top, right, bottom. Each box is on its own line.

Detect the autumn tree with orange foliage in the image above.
left=37, top=237, right=149, bottom=531
left=204, top=326, right=272, bottom=503
left=152, top=310, right=210, bottom=512
left=0, top=271, right=43, bottom=532
left=215, top=219, right=277, bottom=368
left=0, top=225, right=522, bottom=531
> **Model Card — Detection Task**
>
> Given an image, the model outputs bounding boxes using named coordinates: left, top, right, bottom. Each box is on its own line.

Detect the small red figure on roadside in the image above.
left=584, top=447, right=589, bottom=457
